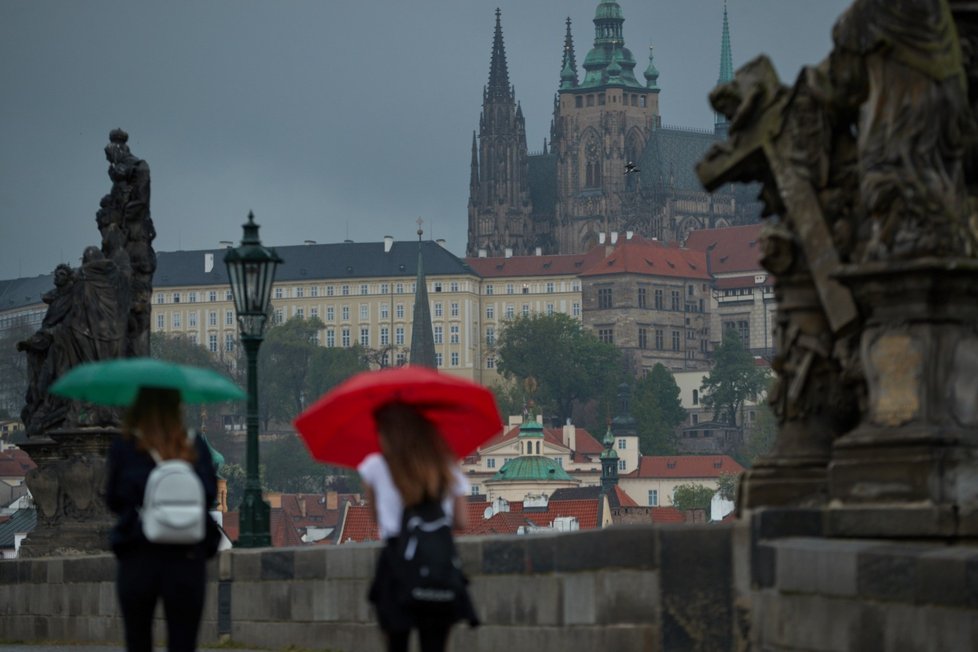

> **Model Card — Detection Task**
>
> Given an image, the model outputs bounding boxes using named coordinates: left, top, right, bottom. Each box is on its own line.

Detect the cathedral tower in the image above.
left=467, top=9, right=534, bottom=257
left=551, top=0, right=660, bottom=253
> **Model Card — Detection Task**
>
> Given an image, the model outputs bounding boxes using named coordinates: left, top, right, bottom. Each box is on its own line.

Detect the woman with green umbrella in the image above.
left=52, top=358, right=244, bottom=652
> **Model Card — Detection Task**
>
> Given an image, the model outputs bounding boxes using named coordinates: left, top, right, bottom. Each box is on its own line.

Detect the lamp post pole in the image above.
left=225, top=211, right=281, bottom=548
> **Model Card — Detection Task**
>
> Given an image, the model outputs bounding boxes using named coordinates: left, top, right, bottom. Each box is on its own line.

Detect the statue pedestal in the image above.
left=741, top=273, right=857, bottom=508
left=828, top=260, right=978, bottom=538
left=18, top=428, right=117, bottom=558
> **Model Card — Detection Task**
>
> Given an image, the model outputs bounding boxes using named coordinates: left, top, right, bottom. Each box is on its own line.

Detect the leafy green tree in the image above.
left=717, top=472, right=741, bottom=502
left=632, top=364, right=687, bottom=455
left=261, top=434, right=332, bottom=494
left=743, top=401, right=778, bottom=467
left=150, top=332, right=236, bottom=429
left=496, top=313, right=621, bottom=424
left=304, top=345, right=369, bottom=405
left=671, top=482, right=716, bottom=512
left=701, top=329, right=770, bottom=426
left=488, top=379, right=525, bottom=423
left=150, top=331, right=227, bottom=372
left=258, top=316, right=325, bottom=426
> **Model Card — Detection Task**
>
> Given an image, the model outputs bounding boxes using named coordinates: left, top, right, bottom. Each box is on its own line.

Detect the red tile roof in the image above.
left=222, top=512, right=239, bottom=542
left=465, top=251, right=602, bottom=278
left=0, top=448, right=36, bottom=478
left=578, top=237, right=711, bottom=280
left=623, top=455, right=745, bottom=479
left=612, top=485, right=639, bottom=507
left=270, top=509, right=304, bottom=547
left=337, top=504, right=380, bottom=543
left=478, top=424, right=602, bottom=457
left=685, top=223, right=764, bottom=275
left=463, top=511, right=536, bottom=536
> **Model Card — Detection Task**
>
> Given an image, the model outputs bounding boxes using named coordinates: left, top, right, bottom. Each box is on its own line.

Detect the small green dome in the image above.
left=492, top=455, right=573, bottom=482
left=594, top=0, right=623, bottom=21
left=201, top=433, right=225, bottom=478
left=518, top=419, right=545, bottom=438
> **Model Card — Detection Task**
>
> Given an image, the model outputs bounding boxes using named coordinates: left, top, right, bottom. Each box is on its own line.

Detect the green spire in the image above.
left=559, top=16, right=578, bottom=89
left=644, top=44, right=659, bottom=90
left=718, top=3, right=733, bottom=85
left=409, top=221, right=437, bottom=368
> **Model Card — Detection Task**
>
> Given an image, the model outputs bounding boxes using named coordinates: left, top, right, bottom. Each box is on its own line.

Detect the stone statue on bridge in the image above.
left=16, top=130, right=156, bottom=556
left=699, top=0, right=978, bottom=537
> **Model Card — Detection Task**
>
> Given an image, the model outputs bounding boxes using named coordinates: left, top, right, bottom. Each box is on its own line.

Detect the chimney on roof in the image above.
left=535, top=247, right=542, bottom=256
left=436, top=238, right=447, bottom=248
left=204, top=253, right=214, bottom=273
left=384, top=235, right=394, bottom=253
left=300, top=496, right=307, bottom=518
left=626, top=230, right=634, bottom=240
left=563, top=420, right=577, bottom=452
left=610, top=231, right=619, bottom=244
left=504, top=248, right=513, bottom=258
left=478, top=248, right=487, bottom=258
left=598, top=232, right=606, bottom=245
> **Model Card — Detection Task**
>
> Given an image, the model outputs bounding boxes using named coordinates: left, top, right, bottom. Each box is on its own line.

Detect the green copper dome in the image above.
left=518, top=419, right=545, bottom=438
left=594, top=0, right=623, bottom=21
left=492, top=455, right=574, bottom=482
left=579, top=0, right=643, bottom=89
left=200, top=433, right=226, bottom=478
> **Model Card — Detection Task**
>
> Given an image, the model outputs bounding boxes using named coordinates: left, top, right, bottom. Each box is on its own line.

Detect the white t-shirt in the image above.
left=358, top=452, right=469, bottom=540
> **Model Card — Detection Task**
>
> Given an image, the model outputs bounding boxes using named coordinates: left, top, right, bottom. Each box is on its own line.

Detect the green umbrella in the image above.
left=50, top=357, right=245, bottom=406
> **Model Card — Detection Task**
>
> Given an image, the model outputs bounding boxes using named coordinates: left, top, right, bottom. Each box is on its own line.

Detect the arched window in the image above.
left=583, top=137, right=602, bottom=189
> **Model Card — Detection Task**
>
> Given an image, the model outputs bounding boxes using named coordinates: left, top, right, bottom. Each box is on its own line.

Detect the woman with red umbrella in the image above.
left=361, top=402, right=479, bottom=652
left=295, top=366, right=499, bottom=652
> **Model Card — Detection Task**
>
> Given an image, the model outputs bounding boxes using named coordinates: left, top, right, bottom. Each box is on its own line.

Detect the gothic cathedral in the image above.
left=467, top=2, right=758, bottom=257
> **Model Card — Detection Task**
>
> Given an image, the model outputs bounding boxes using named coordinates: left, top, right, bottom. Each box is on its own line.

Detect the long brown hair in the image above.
left=123, top=387, right=197, bottom=463
left=374, top=402, right=453, bottom=507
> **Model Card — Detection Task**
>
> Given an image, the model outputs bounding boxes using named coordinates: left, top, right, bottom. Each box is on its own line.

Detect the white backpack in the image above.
left=140, top=432, right=206, bottom=544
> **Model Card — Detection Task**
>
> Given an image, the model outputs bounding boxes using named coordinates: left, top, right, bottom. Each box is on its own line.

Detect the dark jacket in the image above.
left=105, top=431, right=220, bottom=558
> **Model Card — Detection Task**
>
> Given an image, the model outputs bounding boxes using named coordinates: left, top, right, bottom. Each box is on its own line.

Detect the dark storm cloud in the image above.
left=0, top=0, right=851, bottom=280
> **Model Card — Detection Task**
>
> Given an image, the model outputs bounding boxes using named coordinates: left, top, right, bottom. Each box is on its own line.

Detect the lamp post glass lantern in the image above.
left=224, top=211, right=282, bottom=548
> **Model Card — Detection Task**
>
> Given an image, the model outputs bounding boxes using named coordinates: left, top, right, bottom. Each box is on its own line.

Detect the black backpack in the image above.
left=392, top=499, right=467, bottom=616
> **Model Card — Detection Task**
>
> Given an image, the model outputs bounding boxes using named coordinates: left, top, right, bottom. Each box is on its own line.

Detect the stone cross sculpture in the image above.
left=698, top=0, right=978, bottom=537
left=16, top=129, right=156, bottom=556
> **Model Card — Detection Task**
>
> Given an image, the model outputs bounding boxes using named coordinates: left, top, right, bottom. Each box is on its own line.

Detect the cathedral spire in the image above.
left=559, top=17, right=578, bottom=89
left=487, top=8, right=512, bottom=101
left=469, top=131, right=479, bottom=197
left=718, top=2, right=733, bottom=85
left=715, top=3, right=734, bottom=135
left=409, top=221, right=436, bottom=368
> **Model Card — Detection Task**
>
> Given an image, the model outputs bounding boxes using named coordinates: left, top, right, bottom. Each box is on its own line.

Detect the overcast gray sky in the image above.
left=0, top=0, right=851, bottom=281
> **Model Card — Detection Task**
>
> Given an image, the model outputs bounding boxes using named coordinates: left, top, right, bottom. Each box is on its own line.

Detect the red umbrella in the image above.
left=294, top=365, right=504, bottom=469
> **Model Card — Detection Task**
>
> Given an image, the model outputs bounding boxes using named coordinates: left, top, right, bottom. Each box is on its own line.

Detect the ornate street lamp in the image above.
left=224, top=211, right=282, bottom=548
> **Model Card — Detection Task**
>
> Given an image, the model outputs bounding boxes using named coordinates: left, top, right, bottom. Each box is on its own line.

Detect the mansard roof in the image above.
left=0, top=274, right=59, bottom=314
left=578, top=236, right=711, bottom=280
left=685, top=223, right=764, bottom=275
left=639, top=126, right=721, bottom=193
left=158, top=240, right=476, bottom=287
